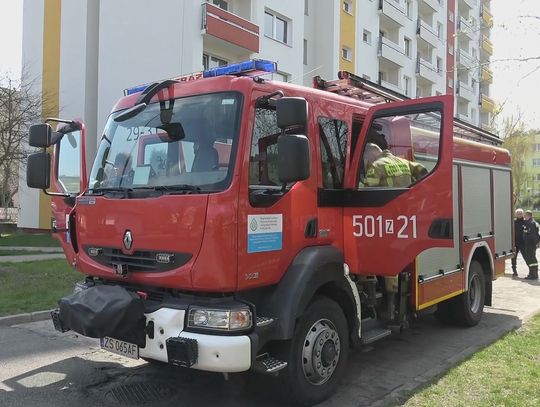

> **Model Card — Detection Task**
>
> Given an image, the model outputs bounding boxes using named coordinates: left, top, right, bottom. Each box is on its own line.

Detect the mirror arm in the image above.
left=41, top=189, right=71, bottom=198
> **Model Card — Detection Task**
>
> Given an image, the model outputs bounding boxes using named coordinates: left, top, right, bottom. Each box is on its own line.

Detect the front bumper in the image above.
left=52, top=284, right=252, bottom=373
left=141, top=307, right=251, bottom=372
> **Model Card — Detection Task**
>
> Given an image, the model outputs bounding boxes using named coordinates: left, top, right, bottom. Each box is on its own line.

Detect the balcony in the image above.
left=481, top=35, right=493, bottom=55
left=378, top=0, right=407, bottom=27
left=457, top=81, right=475, bottom=102
left=461, top=0, right=476, bottom=9
left=416, top=57, right=439, bottom=83
left=458, top=49, right=475, bottom=69
left=201, top=3, right=259, bottom=54
left=421, top=0, right=441, bottom=11
left=378, top=36, right=407, bottom=67
left=379, top=79, right=404, bottom=95
left=458, top=16, right=474, bottom=40
left=481, top=5, right=493, bottom=28
left=481, top=66, right=493, bottom=83
left=480, top=93, right=496, bottom=114
left=417, top=19, right=439, bottom=48
left=458, top=113, right=471, bottom=123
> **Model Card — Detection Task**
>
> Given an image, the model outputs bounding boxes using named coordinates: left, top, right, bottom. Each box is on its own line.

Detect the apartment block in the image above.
left=19, top=0, right=494, bottom=229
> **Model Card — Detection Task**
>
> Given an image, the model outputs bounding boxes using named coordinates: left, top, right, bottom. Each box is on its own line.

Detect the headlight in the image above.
left=187, top=307, right=252, bottom=331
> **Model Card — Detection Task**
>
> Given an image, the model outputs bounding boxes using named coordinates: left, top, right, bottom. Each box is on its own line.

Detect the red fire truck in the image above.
left=26, top=60, right=512, bottom=405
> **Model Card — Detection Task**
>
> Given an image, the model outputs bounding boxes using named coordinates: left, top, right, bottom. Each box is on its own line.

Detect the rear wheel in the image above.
left=277, top=297, right=349, bottom=406
left=452, top=260, right=486, bottom=327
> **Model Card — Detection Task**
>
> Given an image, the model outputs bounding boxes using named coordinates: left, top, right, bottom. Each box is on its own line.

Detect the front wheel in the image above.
left=277, top=297, right=349, bottom=406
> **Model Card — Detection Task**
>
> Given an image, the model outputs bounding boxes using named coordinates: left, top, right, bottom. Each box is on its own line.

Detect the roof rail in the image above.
left=313, top=71, right=501, bottom=146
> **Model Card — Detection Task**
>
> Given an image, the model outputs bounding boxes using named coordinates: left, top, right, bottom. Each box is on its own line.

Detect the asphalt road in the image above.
left=0, top=259, right=538, bottom=407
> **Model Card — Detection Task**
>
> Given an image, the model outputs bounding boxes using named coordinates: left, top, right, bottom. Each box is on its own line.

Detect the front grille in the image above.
left=85, top=246, right=192, bottom=273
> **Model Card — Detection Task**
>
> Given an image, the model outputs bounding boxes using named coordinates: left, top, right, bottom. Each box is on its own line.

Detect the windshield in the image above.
left=88, top=92, right=242, bottom=193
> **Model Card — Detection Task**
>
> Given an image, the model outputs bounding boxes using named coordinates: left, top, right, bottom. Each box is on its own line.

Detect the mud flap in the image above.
left=58, top=285, right=146, bottom=346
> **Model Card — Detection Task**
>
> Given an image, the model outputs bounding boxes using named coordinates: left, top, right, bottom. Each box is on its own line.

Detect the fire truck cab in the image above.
left=26, top=60, right=512, bottom=406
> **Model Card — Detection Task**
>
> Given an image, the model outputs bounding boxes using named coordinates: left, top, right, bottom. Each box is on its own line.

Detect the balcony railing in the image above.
left=458, top=16, right=474, bottom=40
left=481, top=5, right=493, bottom=28
left=378, top=0, right=407, bottom=27
left=421, top=0, right=441, bottom=11
left=481, top=35, right=493, bottom=55
left=480, top=93, right=496, bottom=113
left=201, top=3, right=259, bottom=53
left=458, top=49, right=475, bottom=68
left=416, top=56, right=439, bottom=83
left=481, top=66, right=493, bottom=83
left=457, top=81, right=475, bottom=102
left=417, top=18, right=439, bottom=47
left=378, top=36, right=407, bottom=67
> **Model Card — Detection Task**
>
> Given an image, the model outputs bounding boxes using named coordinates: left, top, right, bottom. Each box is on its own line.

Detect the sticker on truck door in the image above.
left=248, top=214, right=283, bottom=253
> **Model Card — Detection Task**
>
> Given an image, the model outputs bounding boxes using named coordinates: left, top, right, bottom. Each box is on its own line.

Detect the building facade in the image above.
left=19, top=0, right=494, bottom=229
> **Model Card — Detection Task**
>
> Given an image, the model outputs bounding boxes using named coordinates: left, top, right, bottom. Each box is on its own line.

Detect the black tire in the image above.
left=452, top=260, right=486, bottom=327
left=277, top=297, right=349, bottom=406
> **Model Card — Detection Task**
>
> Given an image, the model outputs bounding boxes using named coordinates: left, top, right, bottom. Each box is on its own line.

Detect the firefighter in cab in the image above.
left=360, top=143, right=427, bottom=187
left=523, top=210, right=539, bottom=280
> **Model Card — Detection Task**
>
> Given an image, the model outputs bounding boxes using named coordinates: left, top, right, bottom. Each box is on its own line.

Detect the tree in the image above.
left=0, top=71, right=49, bottom=213
left=501, top=114, right=535, bottom=205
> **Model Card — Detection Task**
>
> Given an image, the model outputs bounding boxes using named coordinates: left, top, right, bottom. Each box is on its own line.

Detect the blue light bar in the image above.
left=123, top=59, right=277, bottom=96
left=203, top=59, right=277, bottom=78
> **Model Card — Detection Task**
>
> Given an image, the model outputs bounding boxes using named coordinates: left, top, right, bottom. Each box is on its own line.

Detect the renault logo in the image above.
left=123, top=230, right=133, bottom=250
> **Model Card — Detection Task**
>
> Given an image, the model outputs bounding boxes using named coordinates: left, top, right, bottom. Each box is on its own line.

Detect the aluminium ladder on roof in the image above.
left=312, top=71, right=502, bottom=146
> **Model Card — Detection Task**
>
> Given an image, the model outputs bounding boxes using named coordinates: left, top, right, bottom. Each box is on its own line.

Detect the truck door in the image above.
left=51, top=121, right=87, bottom=264
left=341, top=96, right=454, bottom=276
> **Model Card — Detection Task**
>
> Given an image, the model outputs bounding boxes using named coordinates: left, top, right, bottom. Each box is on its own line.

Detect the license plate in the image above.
left=100, top=336, right=139, bottom=360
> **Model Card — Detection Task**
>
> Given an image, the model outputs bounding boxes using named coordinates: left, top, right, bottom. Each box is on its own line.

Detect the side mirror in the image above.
left=278, top=135, right=310, bottom=183
left=29, top=123, right=54, bottom=147
left=276, top=97, right=308, bottom=130
left=27, top=152, right=51, bottom=189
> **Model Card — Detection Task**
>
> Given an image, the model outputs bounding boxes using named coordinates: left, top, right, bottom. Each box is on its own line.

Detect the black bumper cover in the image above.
left=56, top=285, right=146, bottom=347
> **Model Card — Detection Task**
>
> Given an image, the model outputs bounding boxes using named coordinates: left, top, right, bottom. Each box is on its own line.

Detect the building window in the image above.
left=437, top=22, right=444, bottom=40
left=404, top=76, right=411, bottom=96
left=202, top=53, right=228, bottom=70
left=533, top=158, right=540, bottom=167
left=304, top=0, right=309, bottom=15
left=405, top=0, right=412, bottom=18
left=210, top=0, right=228, bottom=10
left=536, top=173, right=540, bottom=181
left=264, top=10, right=290, bottom=44
left=303, top=39, right=308, bottom=65
left=448, top=78, right=453, bottom=88
left=343, top=0, right=353, bottom=14
left=436, top=57, right=442, bottom=73
left=449, top=11, right=454, bottom=23
left=534, top=144, right=540, bottom=152
left=342, top=47, right=352, bottom=61
left=363, top=29, right=372, bottom=44
left=404, top=37, right=411, bottom=57
left=448, top=45, right=454, bottom=55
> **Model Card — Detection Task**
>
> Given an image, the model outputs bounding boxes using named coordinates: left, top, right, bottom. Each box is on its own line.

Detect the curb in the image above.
left=0, top=309, right=53, bottom=327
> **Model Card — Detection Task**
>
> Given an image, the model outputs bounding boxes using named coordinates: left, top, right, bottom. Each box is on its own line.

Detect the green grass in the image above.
left=0, top=249, right=50, bottom=256
left=0, top=233, right=60, bottom=247
left=404, top=313, right=540, bottom=407
left=0, top=259, right=82, bottom=316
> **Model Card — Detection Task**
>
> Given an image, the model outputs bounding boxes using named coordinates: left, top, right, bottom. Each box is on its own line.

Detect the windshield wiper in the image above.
left=147, top=185, right=202, bottom=194
left=87, top=187, right=133, bottom=198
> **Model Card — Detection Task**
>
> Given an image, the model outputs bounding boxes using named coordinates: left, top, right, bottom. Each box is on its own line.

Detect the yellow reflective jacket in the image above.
left=363, top=151, right=427, bottom=187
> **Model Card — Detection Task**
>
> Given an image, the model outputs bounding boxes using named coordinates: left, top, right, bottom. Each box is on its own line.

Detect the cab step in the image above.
left=361, top=328, right=392, bottom=345
left=252, top=354, right=288, bottom=374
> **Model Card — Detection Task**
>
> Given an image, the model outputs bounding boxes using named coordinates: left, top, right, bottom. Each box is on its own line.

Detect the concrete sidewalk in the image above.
left=0, top=246, right=65, bottom=263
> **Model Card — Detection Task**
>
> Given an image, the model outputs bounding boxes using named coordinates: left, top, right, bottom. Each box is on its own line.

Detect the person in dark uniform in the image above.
left=512, top=208, right=525, bottom=277
left=522, top=210, right=539, bottom=280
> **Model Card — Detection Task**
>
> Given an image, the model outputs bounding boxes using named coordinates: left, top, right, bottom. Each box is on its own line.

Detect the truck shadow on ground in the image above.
left=1, top=310, right=523, bottom=407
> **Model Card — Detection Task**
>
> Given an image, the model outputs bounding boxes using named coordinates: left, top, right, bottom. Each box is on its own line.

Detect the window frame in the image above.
left=264, top=10, right=291, bottom=45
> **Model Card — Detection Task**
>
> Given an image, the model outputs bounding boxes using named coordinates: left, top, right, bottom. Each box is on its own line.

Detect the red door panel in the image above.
left=343, top=96, right=454, bottom=276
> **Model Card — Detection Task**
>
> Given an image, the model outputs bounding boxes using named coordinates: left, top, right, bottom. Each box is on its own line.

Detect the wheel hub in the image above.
left=302, top=319, right=341, bottom=386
